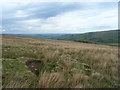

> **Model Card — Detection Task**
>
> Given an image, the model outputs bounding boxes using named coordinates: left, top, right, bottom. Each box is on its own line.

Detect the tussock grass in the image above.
left=2, top=35, right=119, bottom=88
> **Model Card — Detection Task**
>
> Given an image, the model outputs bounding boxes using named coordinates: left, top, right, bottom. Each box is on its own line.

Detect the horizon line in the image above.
left=1, top=29, right=118, bottom=35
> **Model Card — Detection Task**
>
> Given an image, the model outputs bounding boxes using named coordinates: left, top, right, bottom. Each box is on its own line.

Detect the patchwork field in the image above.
left=1, top=35, right=119, bottom=88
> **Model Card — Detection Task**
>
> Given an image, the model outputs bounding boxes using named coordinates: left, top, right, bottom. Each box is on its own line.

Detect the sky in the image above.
left=0, top=0, right=118, bottom=34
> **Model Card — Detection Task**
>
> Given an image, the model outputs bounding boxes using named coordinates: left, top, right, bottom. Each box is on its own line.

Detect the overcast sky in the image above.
left=1, top=0, right=118, bottom=34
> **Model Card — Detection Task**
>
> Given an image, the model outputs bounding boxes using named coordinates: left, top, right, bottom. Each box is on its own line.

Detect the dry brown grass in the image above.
left=2, top=35, right=119, bottom=88
left=39, top=71, right=65, bottom=88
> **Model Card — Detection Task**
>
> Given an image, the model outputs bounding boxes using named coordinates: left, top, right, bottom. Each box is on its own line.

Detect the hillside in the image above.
left=5, top=30, right=119, bottom=46
left=56, top=30, right=118, bottom=44
left=2, top=35, right=119, bottom=88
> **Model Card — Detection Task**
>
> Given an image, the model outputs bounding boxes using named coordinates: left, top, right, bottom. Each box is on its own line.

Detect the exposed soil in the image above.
left=26, top=60, right=43, bottom=76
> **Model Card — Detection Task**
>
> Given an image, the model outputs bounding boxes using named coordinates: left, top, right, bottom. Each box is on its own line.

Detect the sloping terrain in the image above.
left=56, top=30, right=118, bottom=45
left=5, top=30, right=119, bottom=46
left=2, top=35, right=119, bottom=88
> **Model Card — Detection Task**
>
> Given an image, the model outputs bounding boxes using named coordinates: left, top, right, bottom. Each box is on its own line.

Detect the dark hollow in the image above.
left=26, top=60, right=43, bottom=76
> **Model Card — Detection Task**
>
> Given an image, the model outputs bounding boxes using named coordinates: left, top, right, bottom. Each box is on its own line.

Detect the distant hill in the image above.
left=3, top=34, right=64, bottom=39
left=3, top=30, right=118, bottom=46
left=56, top=30, right=118, bottom=45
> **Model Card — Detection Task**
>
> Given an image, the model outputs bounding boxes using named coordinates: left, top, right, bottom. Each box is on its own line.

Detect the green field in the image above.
left=56, top=30, right=118, bottom=45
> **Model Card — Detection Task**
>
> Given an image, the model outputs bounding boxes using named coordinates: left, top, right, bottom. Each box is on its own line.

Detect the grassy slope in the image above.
left=2, top=35, right=119, bottom=88
left=56, top=30, right=118, bottom=44
left=6, top=30, right=118, bottom=46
